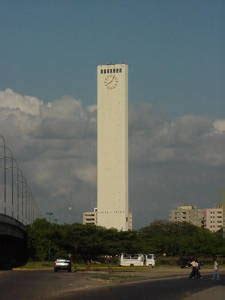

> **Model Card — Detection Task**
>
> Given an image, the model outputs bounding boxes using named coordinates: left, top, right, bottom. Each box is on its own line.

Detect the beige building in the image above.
left=83, top=208, right=97, bottom=225
left=169, top=205, right=204, bottom=227
left=170, top=205, right=224, bottom=232
left=97, top=64, right=131, bottom=231
left=218, top=201, right=225, bottom=228
left=203, top=208, right=223, bottom=232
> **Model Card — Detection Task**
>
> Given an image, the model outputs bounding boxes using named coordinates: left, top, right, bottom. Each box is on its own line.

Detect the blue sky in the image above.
left=0, top=0, right=224, bottom=116
left=0, top=1, right=225, bottom=226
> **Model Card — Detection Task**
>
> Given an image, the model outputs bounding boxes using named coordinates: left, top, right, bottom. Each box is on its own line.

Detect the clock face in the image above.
left=104, top=75, right=119, bottom=89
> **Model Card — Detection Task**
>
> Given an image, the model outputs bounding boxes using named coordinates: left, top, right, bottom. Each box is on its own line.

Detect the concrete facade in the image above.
left=203, top=208, right=223, bottom=232
left=83, top=208, right=97, bottom=225
left=169, top=205, right=224, bottom=232
left=218, top=201, right=225, bottom=228
left=169, top=205, right=204, bottom=227
left=97, top=64, right=129, bottom=231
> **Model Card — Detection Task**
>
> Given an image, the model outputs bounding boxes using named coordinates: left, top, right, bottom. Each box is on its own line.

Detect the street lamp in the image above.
left=46, top=211, right=54, bottom=223
left=0, top=135, right=6, bottom=215
left=0, top=144, right=18, bottom=218
left=0, top=135, right=38, bottom=224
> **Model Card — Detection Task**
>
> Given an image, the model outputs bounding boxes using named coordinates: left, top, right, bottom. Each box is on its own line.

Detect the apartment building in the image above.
left=203, top=208, right=223, bottom=232
left=217, top=201, right=225, bottom=228
left=169, top=205, right=224, bottom=232
left=83, top=208, right=97, bottom=225
left=169, top=205, right=204, bottom=227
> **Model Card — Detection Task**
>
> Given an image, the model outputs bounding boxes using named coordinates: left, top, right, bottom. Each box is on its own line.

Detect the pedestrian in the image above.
left=189, top=258, right=197, bottom=279
left=195, top=259, right=201, bottom=279
left=212, top=257, right=220, bottom=280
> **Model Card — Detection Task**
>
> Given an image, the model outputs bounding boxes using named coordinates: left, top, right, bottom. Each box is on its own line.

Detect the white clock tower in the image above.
left=97, top=64, right=131, bottom=231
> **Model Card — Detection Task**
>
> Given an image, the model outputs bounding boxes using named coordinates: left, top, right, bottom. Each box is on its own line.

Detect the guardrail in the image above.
left=0, top=135, right=40, bottom=225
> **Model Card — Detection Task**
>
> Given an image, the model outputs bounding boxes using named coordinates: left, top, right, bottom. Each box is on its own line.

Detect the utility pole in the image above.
left=0, top=135, right=7, bottom=215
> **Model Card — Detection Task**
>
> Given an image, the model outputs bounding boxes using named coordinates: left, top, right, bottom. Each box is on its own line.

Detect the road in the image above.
left=56, top=274, right=225, bottom=300
left=0, top=270, right=224, bottom=300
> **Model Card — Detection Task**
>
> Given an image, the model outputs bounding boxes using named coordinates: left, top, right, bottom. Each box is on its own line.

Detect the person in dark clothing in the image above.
left=189, top=258, right=197, bottom=279
left=195, top=259, right=201, bottom=279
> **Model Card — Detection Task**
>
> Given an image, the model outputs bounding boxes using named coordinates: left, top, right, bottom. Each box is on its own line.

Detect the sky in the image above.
left=0, top=1, right=224, bottom=228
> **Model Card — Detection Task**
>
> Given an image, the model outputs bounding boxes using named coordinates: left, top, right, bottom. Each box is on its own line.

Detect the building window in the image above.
left=113, top=69, right=115, bottom=73
left=119, top=68, right=122, bottom=73
left=100, top=70, right=103, bottom=74
left=104, top=70, right=106, bottom=74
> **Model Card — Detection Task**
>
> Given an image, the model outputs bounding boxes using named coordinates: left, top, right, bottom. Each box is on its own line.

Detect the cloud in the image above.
left=213, top=119, right=225, bottom=133
left=0, top=88, right=42, bottom=116
left=0, top=89, right=225, bottom=227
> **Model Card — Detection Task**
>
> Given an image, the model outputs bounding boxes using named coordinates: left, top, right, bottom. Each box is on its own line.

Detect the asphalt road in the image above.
left=56, top=274, right=225, bottom=300
left=0, top=270, right=224, bottom=300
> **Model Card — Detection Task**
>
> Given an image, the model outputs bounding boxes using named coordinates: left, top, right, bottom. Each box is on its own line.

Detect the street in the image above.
left=0, top=270, right=224, bottom=300
left=56, top=274, right=225, bottom=300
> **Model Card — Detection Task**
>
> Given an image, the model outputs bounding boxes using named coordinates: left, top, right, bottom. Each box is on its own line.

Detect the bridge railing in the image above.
left=0, top=135, right=40, bottom=225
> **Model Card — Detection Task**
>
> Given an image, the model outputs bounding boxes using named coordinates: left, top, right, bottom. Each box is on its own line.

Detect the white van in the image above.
left=144, top=254, right=156, bottom=267
left=120, top=253, right=144, bottom=266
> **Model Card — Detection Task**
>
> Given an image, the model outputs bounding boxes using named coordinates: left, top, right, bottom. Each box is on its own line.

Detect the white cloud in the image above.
left=213, top=119, right=225, bottom=133
left=0, top=88, right=42, bottom=116
left=0, top=88, right=225, bottom=227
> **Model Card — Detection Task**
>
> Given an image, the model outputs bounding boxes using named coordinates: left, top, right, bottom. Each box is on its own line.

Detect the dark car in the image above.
left=177, top=257, right=192, bottom=268
left=54, top=258, right=72, bottom=272
left=178, top=257, right=204, bottom=269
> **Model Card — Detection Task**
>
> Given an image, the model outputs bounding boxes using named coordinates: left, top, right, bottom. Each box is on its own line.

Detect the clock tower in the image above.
left=97, top=64, right=131, bottom=231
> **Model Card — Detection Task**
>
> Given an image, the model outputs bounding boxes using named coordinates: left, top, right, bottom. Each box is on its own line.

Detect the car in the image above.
left=177, top=257, right=192, bottom=268
left=54, top=258, right=72, bottom=272
left=178, top=257, right=204, bottom=269
left=144, top=254, right=156, bottom=267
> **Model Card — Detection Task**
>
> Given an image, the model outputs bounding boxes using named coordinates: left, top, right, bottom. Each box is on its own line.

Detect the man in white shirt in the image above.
left=212, top=258, right=220, bottom=280
left=189, top=258, right=197, bottom=279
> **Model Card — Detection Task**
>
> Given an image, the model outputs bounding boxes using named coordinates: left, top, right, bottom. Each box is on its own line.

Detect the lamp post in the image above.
left=0, top=144, right=18, bottom=218
left=0, top=135, right=6, bottom=215
left=46, top=211, right=54, bottom=261
left=16, top=168, right=26, bottom=224
left=46, top=211, right=54, bottom=223
left=0, top=135, right=37, bottom=224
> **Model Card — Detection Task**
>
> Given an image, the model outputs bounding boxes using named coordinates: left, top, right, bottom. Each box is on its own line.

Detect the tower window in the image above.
left=113, top=69, right=115, bottom=73
left=101, top=70, right=103, bottom=74
left=104, top=70, right=106, bottom=74
left=119, top=68, right=122, bottom=73
left=107, top=69, right=109, bottom=73
left=110, top=69, right=112, bottom=73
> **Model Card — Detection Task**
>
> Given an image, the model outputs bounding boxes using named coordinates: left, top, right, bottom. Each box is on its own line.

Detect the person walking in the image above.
left=212, top=257, right=220, bottom=280
left=189, top=258, right=197, bottom=279
left=195, top=259, right=201, bottom=279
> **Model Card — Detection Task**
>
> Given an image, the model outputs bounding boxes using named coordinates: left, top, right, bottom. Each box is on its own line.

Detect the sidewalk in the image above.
left=185, top=286, right=225, bottom=300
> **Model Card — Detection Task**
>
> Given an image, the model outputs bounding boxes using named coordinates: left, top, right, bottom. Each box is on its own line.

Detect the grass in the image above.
left=88, top=272, right=148, bottom=283
left=15, top=261, right=53, bottom=270
left=17, top=262, right=156, bottom=272
left=16, top=261, right=223, bottom=272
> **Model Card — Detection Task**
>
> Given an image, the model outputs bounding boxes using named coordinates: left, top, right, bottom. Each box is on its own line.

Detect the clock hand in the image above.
left=106, top=75, right=115, bottom=86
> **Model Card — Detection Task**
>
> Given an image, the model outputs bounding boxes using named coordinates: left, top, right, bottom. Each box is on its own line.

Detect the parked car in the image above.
left=144, top=254, right=156, bottom=267
left=177, top=257, right=192, bottom=268
left=120, top=253, right=156, bottom=267
left=120, top=253, right=145, bottom=266
left=54, top=258, right=72, bottom=272
left=178, top=257, right=204, bottom=269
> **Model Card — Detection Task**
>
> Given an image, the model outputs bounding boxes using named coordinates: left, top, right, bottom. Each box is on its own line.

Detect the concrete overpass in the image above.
left=0, top=214, right=28, bottom=269
left=0, top=135, right=40, bottom=269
